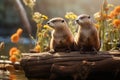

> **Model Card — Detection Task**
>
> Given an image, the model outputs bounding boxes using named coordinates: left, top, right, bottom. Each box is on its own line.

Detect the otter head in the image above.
left=76, top=14, right=92, bottom=26
left=47, top=17, right=67, bottom=30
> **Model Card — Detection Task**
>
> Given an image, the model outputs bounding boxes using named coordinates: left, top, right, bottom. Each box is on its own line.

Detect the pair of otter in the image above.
left=47, top=14, right=100, bottom=54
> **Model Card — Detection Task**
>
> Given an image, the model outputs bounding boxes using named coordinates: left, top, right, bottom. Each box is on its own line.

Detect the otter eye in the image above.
left=88, top=16, right=90, bottom=18
left=61, top=20, right=64, bottom=23
left=80, top=17, right=84, bottom=19
left=52, top=20, right=57, bottom=23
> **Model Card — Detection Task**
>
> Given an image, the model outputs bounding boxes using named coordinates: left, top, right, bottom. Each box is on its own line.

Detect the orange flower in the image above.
left=114, top=6, right=120, bottom=14
left=9, top=47, right=18, bottom=56
left=11, top=33, right=20, bottom=43
left=34, top=44, right=41, bottom=52
left=16, top=28, right=23, bottom=36
left=94, top=24, right=100, bottom=29
left=9, top=74, right=16, bottom=80
left=102, top=14, right=109, bottom=19
left=9, top=55, right=17, bottom=63
left=109, top=6, right=120, bottom=18
left=107, top=15, right=112, bottom=19
left=109, top=11, right=117, bottom=18
left=12, top=50, right=20, bottom=57
left=112, top=19, right=120, bottom=28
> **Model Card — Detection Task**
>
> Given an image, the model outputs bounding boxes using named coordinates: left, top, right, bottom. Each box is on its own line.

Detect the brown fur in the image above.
left=47, top=17, right=75, bottom=53
left=75, top=14, right=100, bottom=52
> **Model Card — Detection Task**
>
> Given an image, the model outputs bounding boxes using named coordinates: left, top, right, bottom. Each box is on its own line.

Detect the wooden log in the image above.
left=20, top=51, right=120, bottom=80
left=0, top=60, right=20, bottom=70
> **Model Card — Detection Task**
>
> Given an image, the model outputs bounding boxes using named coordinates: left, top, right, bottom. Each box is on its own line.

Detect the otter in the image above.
left=75, top=14, right=100, bottom=53
left=47, top=17, right=75, bottom=53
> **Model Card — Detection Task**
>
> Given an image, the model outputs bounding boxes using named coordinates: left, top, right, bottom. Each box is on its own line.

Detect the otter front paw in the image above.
left=49, top=49, right=56, bottom=54
left=65, top=49, right=71, bottom=53
left=92, top=47, right=98, bottom=54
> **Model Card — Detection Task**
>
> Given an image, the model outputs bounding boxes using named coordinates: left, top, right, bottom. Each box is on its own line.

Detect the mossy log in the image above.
left=20, top=51, right=120, bottom=80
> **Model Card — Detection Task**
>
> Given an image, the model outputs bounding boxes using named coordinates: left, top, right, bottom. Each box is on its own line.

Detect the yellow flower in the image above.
left=112, top=19, right=120, bottom=28
left=107, top=4, right=114, bottom=8
left=32, top=12, right=41, bottom=23
left=11, top=33, right=20, bottom=43
left=23, top=0, right=36, bottom=8
left=65, top=12, right=77, bottom=20
left=34, top=44, right=41, bottom=52
left=41, top=15, right=48, bottom=20
left=9, top=55, right=17, bottom=63
left=37, top=23, right=42, bottom=28
left=16, top=28, right=23, bottom=36
left=43, top=25, right=53, bottom=30
left=94, top=12, right=101, bottom=21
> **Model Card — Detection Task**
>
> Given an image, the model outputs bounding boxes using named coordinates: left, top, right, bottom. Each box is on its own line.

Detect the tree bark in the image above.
left=20, top=51, right=120, bottom=80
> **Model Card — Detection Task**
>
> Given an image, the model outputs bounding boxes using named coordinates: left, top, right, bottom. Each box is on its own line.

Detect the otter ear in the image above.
left=61, top=20, right=64, bottom=23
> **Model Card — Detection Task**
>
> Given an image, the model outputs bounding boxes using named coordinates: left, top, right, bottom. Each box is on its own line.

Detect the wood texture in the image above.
left=20, top=51, right=120, bottom=80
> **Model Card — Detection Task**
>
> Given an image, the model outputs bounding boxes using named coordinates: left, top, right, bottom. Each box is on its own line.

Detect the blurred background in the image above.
left=0, top=0, right=120, bottom=37
left=0, top=0, right=120, bottom=54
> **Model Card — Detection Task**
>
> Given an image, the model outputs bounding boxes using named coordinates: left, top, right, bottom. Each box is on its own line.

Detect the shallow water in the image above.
left=0, top=70, right=49, bottom=80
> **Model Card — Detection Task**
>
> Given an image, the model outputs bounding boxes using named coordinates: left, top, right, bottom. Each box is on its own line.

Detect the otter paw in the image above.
left=92, top=51, right=98, bottom=54
left=49, top=49, right=56, bottom=54
left=65, top=49, right=71, bottom=53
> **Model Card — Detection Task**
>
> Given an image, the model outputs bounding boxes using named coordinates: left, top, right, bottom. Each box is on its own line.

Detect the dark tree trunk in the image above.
left=14, top=0, right=31, bottom=34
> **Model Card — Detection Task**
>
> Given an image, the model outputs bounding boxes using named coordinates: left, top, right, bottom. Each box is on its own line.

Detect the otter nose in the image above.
left=47, top=22, right=50, bottom=25
left=76, top=19, right=79, bottom=22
